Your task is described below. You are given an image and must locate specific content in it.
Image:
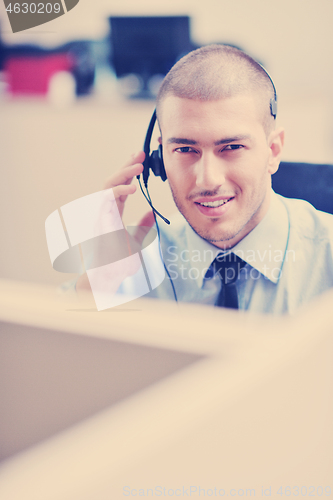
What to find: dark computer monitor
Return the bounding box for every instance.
[108,16,193,96]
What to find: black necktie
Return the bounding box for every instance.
[206,253,246,309]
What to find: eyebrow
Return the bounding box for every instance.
[167,138,197,145]
[214,135,251,145]
[166,135,251,146]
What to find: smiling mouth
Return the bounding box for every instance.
[196,197,234,208]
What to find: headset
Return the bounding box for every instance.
[137,63,278,225]
[136,108,170,224]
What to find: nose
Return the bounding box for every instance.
[195,152,226,190]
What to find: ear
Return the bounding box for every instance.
[158,136,162,145]
[267,127,284,175]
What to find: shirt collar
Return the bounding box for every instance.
[185,190,290,287]
[232,191,289,283]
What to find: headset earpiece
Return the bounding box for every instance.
[138,110,170,225]
[148,144,167,181]
[141,110,167,188]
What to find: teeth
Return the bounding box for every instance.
[199,199,231,208]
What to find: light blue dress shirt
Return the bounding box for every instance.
[122,190,333,314]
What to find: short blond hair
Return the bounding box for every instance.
[156,44,276,135]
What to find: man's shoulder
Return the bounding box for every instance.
[278,194,333,242]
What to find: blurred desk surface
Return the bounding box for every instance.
[0,280,332,500]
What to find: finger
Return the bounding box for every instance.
[100,184,138,220]
[100,185,137,215]
[104,162,143,190]
[126,150,145,166]
[112,183,137,201]
[104,151,145,189]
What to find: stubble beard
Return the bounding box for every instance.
[169,185,243,245]
[169,184,266,247]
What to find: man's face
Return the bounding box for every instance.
[159,95,284,249]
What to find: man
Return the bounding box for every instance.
[77,44,333,314]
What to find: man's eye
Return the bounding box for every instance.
[223,144,244,151]
[175,147,195,153]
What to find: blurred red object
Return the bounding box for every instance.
[4,54,73,95]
